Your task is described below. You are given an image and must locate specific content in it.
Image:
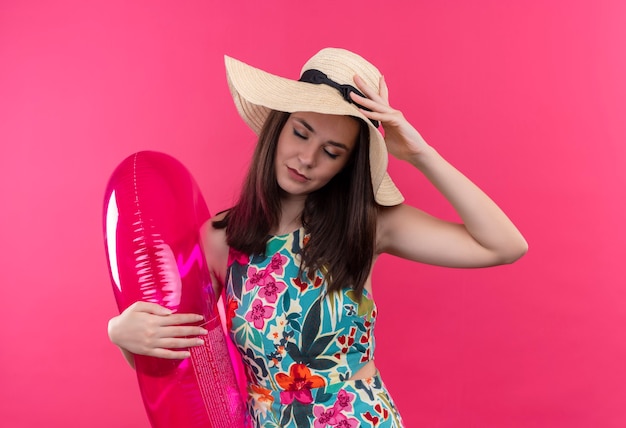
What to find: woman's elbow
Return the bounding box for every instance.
[499,237,529,264]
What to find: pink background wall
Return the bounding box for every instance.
[1,0,625,426]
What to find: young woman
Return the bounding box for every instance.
[108,48,528,427]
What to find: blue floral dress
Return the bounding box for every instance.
[225,228,403,427]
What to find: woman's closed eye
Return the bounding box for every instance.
[293,128,307,139]
[324,148,339,159]
[293,126,342,159]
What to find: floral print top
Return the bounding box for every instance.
[225,228,380,411]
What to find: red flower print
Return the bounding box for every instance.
[312,275,323,288]
[244,298,274,329]
[275,363,325,405]
[374,403,390,419]
[293,277,308,293]
[364,411,380,425]
[337,327,357,356]
[292,275,323,293]
[225,296,238,331]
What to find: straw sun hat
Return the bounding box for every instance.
[224,47,404,206]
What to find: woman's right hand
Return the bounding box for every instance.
[108,301,208,359]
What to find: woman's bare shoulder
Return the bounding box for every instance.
[200,211,229,286]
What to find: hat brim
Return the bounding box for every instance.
[225,55,404,206]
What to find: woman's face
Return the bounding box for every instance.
[274,111,359,200]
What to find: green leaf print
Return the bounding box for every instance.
[291,229,303,254]
[282,288,291,312]
[250,253,266,265]
[285,341,304,363]
[293,402,313,428]
[229,263,245,300]
[234,322,264,349]
[314,386,332,403]
[325,381,344,395]
[267,234,288,255]
[354,343,367,353]
[289,320,302,332]
[307,357,336,370]
[301,297,322,352]
[307,333,335,358]
[282,296,339,372]
[249,325,264,347]
[234,326,246,348]
[280,404,293,427]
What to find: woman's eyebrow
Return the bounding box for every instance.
[326,141,349,150]
[293,117,315,133]
[292,117,350,150]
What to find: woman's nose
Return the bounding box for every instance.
[298,144,317,167]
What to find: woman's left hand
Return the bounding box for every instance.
[351,75,428,162]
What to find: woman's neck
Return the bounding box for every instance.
[272,194,306,235]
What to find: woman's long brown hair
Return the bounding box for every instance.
[213,110,378,299]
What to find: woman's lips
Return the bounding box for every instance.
[287,167,309,183]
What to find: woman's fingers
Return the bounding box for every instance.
[350,91,378,109]
[351,93,403,126]
[125,301,205,326]
[159,325,209,339]
[350,91,394,118]
[135,329,207,359]
[379,75,389,103]
[353,75,380,100]
[158,313,205,326]
[350,77,400,125]
[353,74,389,105]
[158,336,205,349]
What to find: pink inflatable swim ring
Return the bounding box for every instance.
[103,151,248,427]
